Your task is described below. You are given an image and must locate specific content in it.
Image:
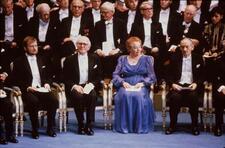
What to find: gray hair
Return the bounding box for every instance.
[76,35,91,49]
[100,1,115,13]
[36,3,50,13]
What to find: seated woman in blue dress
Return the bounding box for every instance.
[112,36,157,134]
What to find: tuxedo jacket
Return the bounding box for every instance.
[92,18,127,53]
[212,54,225,91]
[130,17,165,51]
[63,53,102,95]
[116,9,142,34]
[0,5,27,44]
[170,20,202,45]
[57,15,93,44]
[27,17,57,48]
[10,55,53,92]
[153,8,181,39]
[168,51,204,90]
[50,8,70,28]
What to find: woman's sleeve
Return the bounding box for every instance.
[142,56,157,86]
[112,56,125,88]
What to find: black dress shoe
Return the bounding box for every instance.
[32,130,39,139]
[78,127,86,135]
[165,127,175,135]
[85,128,94,136]
[6,136,18,143]
[0,138,8,145]
[214,127,222,137]
[192,127,200,136]
[47,129,57,137]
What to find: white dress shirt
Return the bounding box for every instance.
[4,13,14,41]
[159,8,170,36]
[143,18,152,48]
[92,9,101,26]
[38,19,49,42]
[179,55,193,84]
[178,0,187,13]
[210,0,219,11]
[26,5,34,21]
[127,10,136,34]
[78,53,88,84]
[59,8,69,22]
[105,18,115,49]
[70,16,81,44]
[26,54,41,87]
[194,9,201,24]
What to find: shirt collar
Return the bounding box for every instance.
[182,21,191,27]
[128,10,136,15]
[160,8,170,14]
[78,53,88,59]
[92,9,100,14]
[26,4,34,11]
[183,54,192,60]
[143,18,152,24]
[26,53,37,60]
[39,19,49,26]
[105,18,113,25]
[72,16,81,22]
[59,8,68,14]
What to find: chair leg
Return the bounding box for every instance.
[14,114,19,137]
[63,110,67,132]
[59,110,63,132]
[162,108,166,129]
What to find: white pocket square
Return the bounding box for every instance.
[93,64,97,69]
[18,24,23,27]
[42,66,46,68]
[196,64,200,68]
[1,48,5,53]
[0,66,2,70]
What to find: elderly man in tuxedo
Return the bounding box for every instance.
[10,36,58,139]
[63,36,102,136]
[93,1,127,78]
[58,0,93,57]
[27,3,57,59]
[0,58,18,145]
[165,38,204,135]
[169,5,203,55]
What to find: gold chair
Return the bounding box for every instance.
[161,81,209,131]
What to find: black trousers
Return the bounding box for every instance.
[70,88,97,128]
[22,91,58,130]
[168,89,199,128]
[214,92,225,127]
[0,97,14,138]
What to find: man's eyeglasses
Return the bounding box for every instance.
[141,7,153,11]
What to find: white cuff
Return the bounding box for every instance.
[71,84,77,91]
[217,85,225,92]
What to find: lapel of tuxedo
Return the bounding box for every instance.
[24,55,33,77]
[36,55,44,79]
[67,16,73,36]
[88,54,93,80]
[74,54,80,81]
[177,53,183,79]
[113,18,117,46]
[101,21,106,41]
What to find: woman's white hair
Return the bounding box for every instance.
[100,1,115,13]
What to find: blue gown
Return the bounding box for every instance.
[112,55,156,134]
